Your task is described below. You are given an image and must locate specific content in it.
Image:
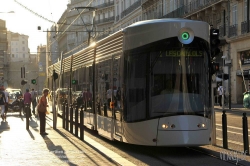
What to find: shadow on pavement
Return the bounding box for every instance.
[42,136,77,166]
[27,130,35,140]
[54,128,120,166]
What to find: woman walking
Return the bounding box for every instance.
[38,88,49,135]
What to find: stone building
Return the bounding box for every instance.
[0,19,8,87]
[48,0,250,104]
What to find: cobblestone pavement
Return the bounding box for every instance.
[0,112,127,166]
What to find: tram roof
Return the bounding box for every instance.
[123,18,210,51]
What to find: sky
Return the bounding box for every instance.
[0,0,68,53]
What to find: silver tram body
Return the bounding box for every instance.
[50,18,213,146]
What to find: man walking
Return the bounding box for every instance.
[3,87,9,121]
[30,88,37,115]
[217,83,224,107]
[0,86,6,121]
[23,89,32,117]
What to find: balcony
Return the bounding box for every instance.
[121,0,141,19]
[219,25,226,37]
[67,38,76,45]
[95,16,115,24]
[94,1,114,9]
[241,21,250,34]
[183,0,226,17]
[229,24,237,38]
[116,15,120,22]
[162,6,186,19]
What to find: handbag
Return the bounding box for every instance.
[38,98,46,113]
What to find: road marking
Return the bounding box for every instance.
[216,124,250,132]
[216,128,247,136]
[216,137,248,147]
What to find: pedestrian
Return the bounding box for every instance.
[106,87,112,108]
[23,89,32,117]
[83,88,92,108]
[0,86,6,121]
[116,87,121,108]
[38,88,49,136]
[3,87,9,121]
[217,83,223,107]
[30,88,37,115]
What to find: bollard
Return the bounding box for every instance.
[104,103,107,116]
[222,110,228,149]
[25,104,29,130]
[243,113,249,155]
[65,102,69,131]
[75,105,79,137]
[70,104,73,134]
[62,101,65,129]
[80,105,84,140]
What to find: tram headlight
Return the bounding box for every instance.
[197,123,206,128]
[178,27,194,44]
[162,124,168,129]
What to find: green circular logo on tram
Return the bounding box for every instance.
[181,32,189,40]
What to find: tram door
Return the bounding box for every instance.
[112,56,123,138]
[83,66,94,127]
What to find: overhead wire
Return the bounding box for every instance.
[13,0,124,57]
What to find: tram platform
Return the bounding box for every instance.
[0,111,135,166]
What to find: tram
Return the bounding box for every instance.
[49,18,214,146]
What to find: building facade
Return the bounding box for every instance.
[0,19,8,87]
[37,45,47,93]
[48,0,250,104]
[7,31,30,62]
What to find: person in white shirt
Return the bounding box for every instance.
[217,84,223,106]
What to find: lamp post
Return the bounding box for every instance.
[222,55,226,111]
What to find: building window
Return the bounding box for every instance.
[232,5,237,25]
[244,0,247,21]
[23,47,25,51]
[23,54,25,58]
[12,54,14,58]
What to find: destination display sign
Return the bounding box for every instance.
[165,49,203,57]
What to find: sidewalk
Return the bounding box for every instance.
[214,103,250,112]
[0,112,135,166]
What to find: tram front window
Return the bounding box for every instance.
[124,38,210,122]
[150,47,210,117]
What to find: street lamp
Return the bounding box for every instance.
[0,11,15,13]
[70,7,97,46]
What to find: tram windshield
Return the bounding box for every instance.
[124,37,210,122]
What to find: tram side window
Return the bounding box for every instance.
[125,53,146,122]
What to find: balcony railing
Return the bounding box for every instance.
[185,0,219,15]
[94,1,114,9]
[121,0,141,19]
[162,6,186,18]
[142,0,149,4]
[116,15,120,22]
[241,21,250,34]
[229,24,237,38]
[95,16,115,24]
[219,25,226,37]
